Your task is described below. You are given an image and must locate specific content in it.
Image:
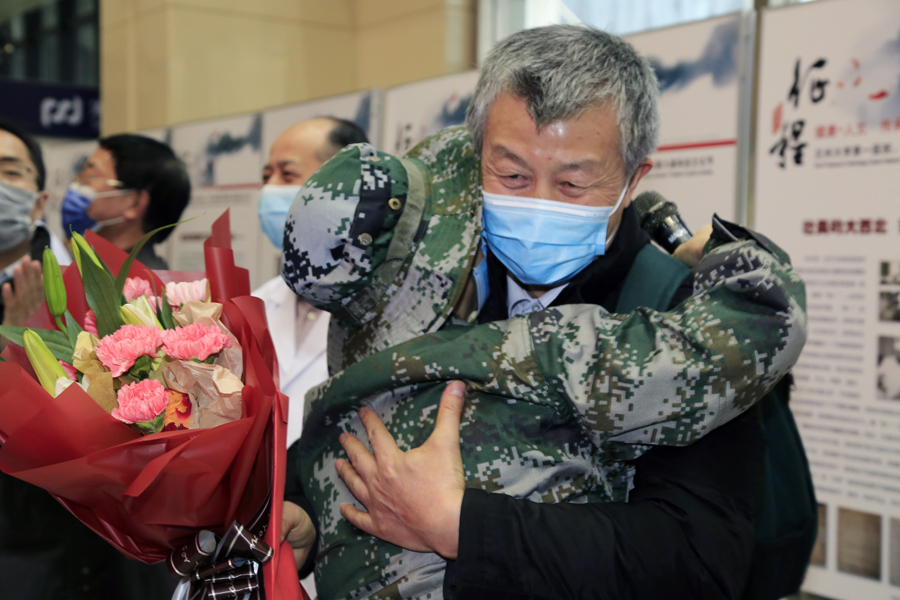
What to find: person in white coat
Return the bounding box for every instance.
[252,117,368,599]
[253,117,369,445]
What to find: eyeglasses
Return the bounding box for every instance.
[75,174,126,189]
[0,158,37,187]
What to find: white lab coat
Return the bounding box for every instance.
[252,276,330,447]
[252,276,329,600]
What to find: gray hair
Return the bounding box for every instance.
[466,25,660,176]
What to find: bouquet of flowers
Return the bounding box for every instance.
[0,212,305,600]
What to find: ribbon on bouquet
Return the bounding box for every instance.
[168,521,274,600]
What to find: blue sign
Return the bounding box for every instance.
[0,79,100,139]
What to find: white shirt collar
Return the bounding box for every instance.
[506,274,568,317]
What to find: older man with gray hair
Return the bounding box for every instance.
[281,25,811,600]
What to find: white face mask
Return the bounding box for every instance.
[0,181,38,253]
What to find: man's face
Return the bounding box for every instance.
[0,129,45,222]
[0,131,39,195]
[481,93,651,238]
[77,147,139,222]
[262,119,335,187]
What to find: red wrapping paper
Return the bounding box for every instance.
[0,211,305,600]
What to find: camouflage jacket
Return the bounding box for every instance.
[293,241,806,599]
[281,127,807,599]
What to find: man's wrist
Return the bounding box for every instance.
[429,489,463,559]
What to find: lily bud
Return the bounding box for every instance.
[120,296,162,329]
[42,247,67,317]
[70,233,102,273]
[70,235,82,274]
[23,329,69,396]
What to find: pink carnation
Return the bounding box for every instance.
[111,379,169,424]
[123,277,154,302]
[84,310,98,336]
[166,279,208,308]
[94,324,163,377]
[161,323,231,361]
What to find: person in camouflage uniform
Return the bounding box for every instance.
[281,26,807,600]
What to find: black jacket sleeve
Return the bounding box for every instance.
[444,404,764,600]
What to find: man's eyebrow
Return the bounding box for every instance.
[0,156,29,167]
[491,145,529,167]
[558,159,602,172]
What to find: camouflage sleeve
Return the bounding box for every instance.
[494,216,807,447]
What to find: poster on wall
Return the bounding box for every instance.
[625,12,748,231]
[381,70,479,155]
[168,115,265,288]
[754,1,900,598]
[138,127,172,145]
[262,89,382,155]
[259,90,382,281]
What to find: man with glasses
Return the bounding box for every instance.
[61,134,190,269]
[0,123,178,599]
[0,119,68,341]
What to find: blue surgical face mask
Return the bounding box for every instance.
[482,183,629,287]
[258,184,302,249]
[61,182,131,238]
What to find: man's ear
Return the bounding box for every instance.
[621,158,654,208]
[29,191,49,223]
[124,190,151,220]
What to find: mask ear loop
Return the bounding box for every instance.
[603,169,636,247]
[91,188,139,231]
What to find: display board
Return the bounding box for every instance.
[626,12,749,231]
[168,114,265,287]
[381,70,479,155]
[754,1,900,598]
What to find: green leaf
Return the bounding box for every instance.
[159,289,175,329]
[76,238,125,339]
[64,310,85,349]
[0,325,74,363]
[135,412,165,435]
[114,216,199,297]
[129,355,152,379]
[147,272,176,330]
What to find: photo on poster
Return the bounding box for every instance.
[881,260,900,285]
[879,291,900,322]
[877,336,900,400]
[891,517,900,586]
[837,507,881,580]
[811,503,828,567]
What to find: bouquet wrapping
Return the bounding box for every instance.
[0,212,305,600]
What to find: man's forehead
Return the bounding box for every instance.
[83,147,116,175]
[0,130,34,169]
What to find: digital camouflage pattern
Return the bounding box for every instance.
[282,127,482,376]
[283,128,808,600]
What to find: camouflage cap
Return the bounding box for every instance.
[281,126,483,372]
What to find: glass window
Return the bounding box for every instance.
[39,32,58,80]
[74,21,96,86]
[0,0,97,86]
[75,0,96,18]
[480,0,757,61]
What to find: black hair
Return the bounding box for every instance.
[317,118,369,161]
[99,134,190,243]
[0,119,46,191]
[327,118,369,149]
